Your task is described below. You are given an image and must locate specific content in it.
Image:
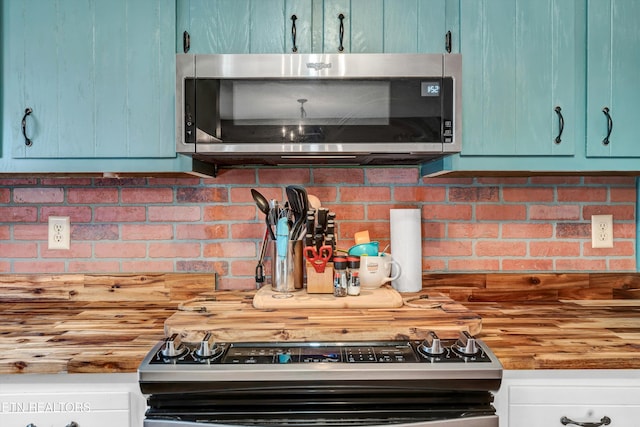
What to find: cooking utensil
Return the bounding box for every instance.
[307,194,321,210]
[286,186,303,239]
[304,244,333,273]
[251,189,275,240]
[255,227,269,288]
[348,241,380,257]
[286,185,309,240]
[276,217,290,259]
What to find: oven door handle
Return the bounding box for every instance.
[144,415,498,427]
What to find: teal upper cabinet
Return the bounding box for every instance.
[176,0,311,53]
[459,0,582,157]
[586,0,640,157]
[4,0,175,160]
[177,0,458,54]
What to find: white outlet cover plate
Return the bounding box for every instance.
[591,214,613,248]
[48,216,70,250]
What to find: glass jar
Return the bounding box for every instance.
[332,257,348,297]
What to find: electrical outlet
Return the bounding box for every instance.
[591,214,613,248]
[48,216,70,250]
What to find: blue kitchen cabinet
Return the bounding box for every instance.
[322,0,459,53]
[586,0,640,158]
[177,0,312,53]
[178,0,458,54]
[423,0,640,175]
[459,0,582,157]
[3,0,176,162]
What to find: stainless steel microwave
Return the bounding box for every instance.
[176,53,461,167]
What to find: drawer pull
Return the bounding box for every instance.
[66,422,79,427]
[561,416,611,427]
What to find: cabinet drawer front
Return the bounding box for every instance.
[510,404,640,427]
[0,391,130,427]
[1,411,129,427]
[510,385,640,405]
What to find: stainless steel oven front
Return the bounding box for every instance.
[139,334,502,427]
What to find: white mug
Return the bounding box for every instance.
[358,254,401,289]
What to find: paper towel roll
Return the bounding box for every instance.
[390,209,422,293]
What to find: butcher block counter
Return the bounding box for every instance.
[1,273,639,374]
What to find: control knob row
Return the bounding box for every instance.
[418,331,481,357]
[161,332,223,360]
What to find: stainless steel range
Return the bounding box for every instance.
[138,331,502,427]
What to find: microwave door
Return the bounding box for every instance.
[188,78,222,146]
[221,80,391,144]
[216,78,445,146]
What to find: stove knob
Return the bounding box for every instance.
[419,331,445,356]
[455,331,479,356]
[161,333,183,357]
[196,332,214,358]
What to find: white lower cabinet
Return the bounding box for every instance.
[0,374,145,427]
[494,370,640,427]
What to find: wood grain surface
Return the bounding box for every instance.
[421,272,640,301]
[1,273,639,374]
[468,299,640,369]
[0,273,215,374]
[252,285,404,309]
[166,290,480,343]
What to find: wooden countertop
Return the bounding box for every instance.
[0,301,173,374]
[466,299,640,370]
[0,273,215,374]
[1,273,639,374]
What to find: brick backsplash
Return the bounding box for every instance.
[0,170,637,289]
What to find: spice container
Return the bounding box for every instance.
[332,257,348,297]
[347,256,361,296]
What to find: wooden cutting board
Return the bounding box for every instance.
[164,290,482,343]
[252,285,404,309]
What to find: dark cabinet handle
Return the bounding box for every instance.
[21,107,33,147]
[602,107,612,145]
[561,416,611,427]
[554,106,564,144]
[291,15,298,52]
[183,30,190,53]
[445,30,452,53]
[338,13,345,52]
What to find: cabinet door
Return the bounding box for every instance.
[460,0,580,156]
[587,0,640,157]
[178,0,313,54]
[5,0,175,159]
[179,0,457,54]
[325,0,458,53]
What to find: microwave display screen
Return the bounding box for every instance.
[421,82,440,96]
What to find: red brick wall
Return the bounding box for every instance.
[0,170,636,289]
